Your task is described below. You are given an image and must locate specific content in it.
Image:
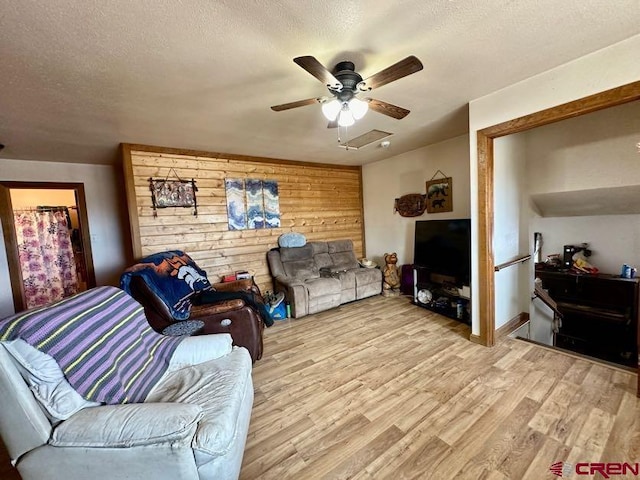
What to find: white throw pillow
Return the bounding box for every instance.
[167,334,233,372]
[3,339,101,421]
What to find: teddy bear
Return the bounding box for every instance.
[382,252,401,295]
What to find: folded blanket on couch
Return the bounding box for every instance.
[0,286,182,404]
[120,250,213,320]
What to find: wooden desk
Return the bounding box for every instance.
[535,269,639,369]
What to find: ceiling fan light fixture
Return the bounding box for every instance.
[349,97,368,120]
[321,99,341,121]
[338,108,355,127]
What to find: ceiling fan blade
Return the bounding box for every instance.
[359,56,423,91]
[367,98,410,119]
[293,56,343,90]
[327,119,338,129]
[271,98,320,111]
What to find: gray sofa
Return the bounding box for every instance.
[267,239,382,318]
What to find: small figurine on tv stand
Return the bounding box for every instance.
[382,252,401,297]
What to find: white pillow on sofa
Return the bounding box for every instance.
[3,339,101,421]
[167,334,233,373]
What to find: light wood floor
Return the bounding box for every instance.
[2,295,638,480]
[240,295,640,480]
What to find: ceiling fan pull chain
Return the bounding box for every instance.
[336,125,352,150]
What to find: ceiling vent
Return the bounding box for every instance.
[338,129,393,150]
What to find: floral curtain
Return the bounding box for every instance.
[14,210,78,309]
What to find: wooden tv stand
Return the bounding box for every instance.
[413,265,470,324]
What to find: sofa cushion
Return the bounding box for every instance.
[146,347,252,457]
[314,252,333,269]
[354,268,382,300]
[354,267,382,286]
[3,339,101,421]
[50,402,202,448]
[299,275,342,315]
[279,243,313,262]
[281,244,320,279]
[304,277,341,300]
[327,239,359,269]
[166,334,233,373]
[309,242,329,255]
[334,270,356,303]
[330,250,359,270]
[283,259,320,280]
[328,239,354,254]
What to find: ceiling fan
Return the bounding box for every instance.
[271,55,423,127]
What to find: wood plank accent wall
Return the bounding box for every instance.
[121,144,365,293]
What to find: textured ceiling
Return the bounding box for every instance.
[1,0,639,166]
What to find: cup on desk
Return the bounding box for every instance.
[621,264,636,278]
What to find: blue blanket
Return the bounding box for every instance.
[120,250,212,320]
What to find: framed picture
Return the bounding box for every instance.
[426,177,453,213]
[225,178,247,230]
[224,178,280,230]
[149,178,198,217]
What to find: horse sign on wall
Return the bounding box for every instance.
[426,174,453,213]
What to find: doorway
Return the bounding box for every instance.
[0,181,96,312]
[475,79,640,347]
[475,80,640,396]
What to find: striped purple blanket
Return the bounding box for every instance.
[0,286,182,404]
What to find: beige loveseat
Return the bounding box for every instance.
[267,239,382,318]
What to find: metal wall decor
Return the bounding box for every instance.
[149,168,198,217]
[394,193,427,217]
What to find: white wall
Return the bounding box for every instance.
[531,215,640,275]
[468,33,640,336]
[362,134,470,267]
[526,101,640,194]
[0,159,130,317]
[520,95,640,343]
[525,99,640,275]
[493,133,530,328]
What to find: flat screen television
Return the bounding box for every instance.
[414,219,471,286]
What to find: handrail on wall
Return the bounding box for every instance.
[494,254,531,272]
[531,284,563,319]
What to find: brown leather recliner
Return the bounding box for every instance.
[128,277,265,362]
